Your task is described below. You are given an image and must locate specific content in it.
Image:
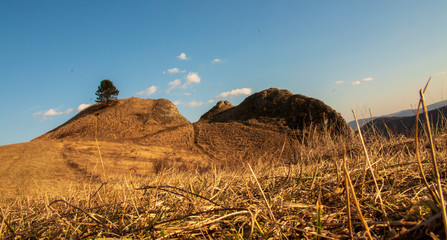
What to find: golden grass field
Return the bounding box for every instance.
[0,89,446,239]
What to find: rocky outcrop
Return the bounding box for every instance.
[200,88,351,136]
[200,100,233,121]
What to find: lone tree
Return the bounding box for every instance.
[95,79,119,103]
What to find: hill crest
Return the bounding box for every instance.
[200,88,352,136]
[35,97,189,141]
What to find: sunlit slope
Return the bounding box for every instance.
[0,141,77,200]
[0,89,353,200]
[0,138,209,201]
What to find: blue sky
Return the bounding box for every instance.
[1,1,446,145]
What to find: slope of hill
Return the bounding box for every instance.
[0,89,352,200]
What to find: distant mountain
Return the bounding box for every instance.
[360,105,447,137]
[348,100,447,131]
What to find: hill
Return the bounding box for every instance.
[195,88,352,161]
[348,99,447,130]
[361,105,447,137]
[0,89,351,200]
[2,90,446,239]
[35,97,190,141]
[201,88,351,136]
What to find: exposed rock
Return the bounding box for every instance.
[200,88,351,136]
[200,100,234,121]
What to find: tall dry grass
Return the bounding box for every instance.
[1,88,447,239]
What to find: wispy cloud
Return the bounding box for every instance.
[212,58,222,63]
[335,81,344,85]
[177,52,190,60]
[186,100,204,107]
[218,88,252,98]
[352,77,374,86]
[167,79,182,92]
[166,67,186,74]
[77,103,91,112]
[44,108,74,116]
[137,85,158,96]
[207,99,215,104]
[173,101,182,106]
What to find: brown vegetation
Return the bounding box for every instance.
[1,124,446,239]
[0,88,445,238]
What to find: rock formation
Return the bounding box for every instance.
[200,88,351,137]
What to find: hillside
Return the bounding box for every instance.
[1,89,352,200]
[2,89,446,239]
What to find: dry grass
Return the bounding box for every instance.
[1,125,446,239]
[2,83,447,239]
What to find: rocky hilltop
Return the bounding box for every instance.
[35,97,190,141]
[193,88,352,162]
[200,88,351,136]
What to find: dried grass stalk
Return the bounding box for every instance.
[419,88,447,238]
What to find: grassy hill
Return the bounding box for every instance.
[0,89,445,239]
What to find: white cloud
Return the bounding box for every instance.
[137,85,158,96]
[173,101,182,106]
[77,104,91,112]
[44,108,74,116]
[167,79,182,93]
[177,52,190,60]
[218,88,252,98]
[186,100,204,107]
[168,79,181,88]
[207,99,215,104]
[352,81,362,86]
[181,72,201,88]
[166,67,186,74]
[212,58,222,63]
[335,81,345,85]
[362,77,374,82]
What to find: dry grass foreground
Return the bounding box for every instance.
[1,125,447,239]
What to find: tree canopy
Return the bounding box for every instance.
[95,79,119,103]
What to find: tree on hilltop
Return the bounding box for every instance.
[95,79,119,103]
